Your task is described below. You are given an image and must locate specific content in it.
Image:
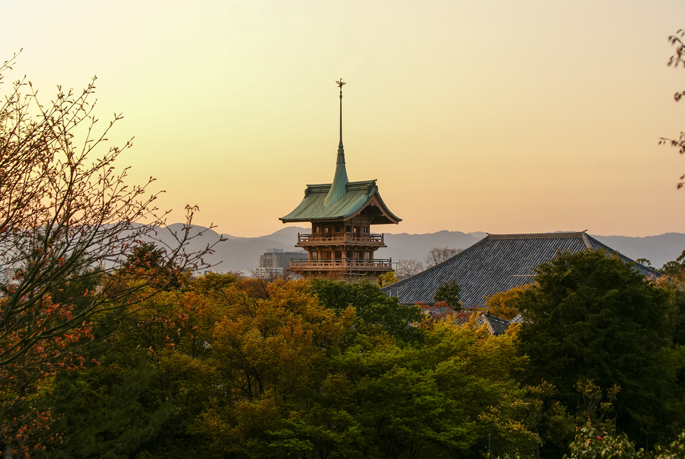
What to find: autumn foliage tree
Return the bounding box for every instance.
[486,285,529,320]
[0,53,216,454]
[33,275,544,458]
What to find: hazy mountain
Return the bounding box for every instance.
[149,225,307,273]
[383,231,485,263]
[149,225,685,274]
[590,233,685,269]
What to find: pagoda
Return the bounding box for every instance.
[279,80,401,280]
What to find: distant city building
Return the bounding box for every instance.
[279,80,401,280]
[255,248,307,279]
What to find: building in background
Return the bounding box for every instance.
[279,80,401,280]
[382,232,661,308]
[254,248,307,279]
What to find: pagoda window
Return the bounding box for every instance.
[335,251,342,260]
[353,227,359,237]
[335,225,342,233]
[363,226,369,233]
[311,251,318,260]
[314,226,320,233]
[324,227,330,237]
[345,225,351,233]
[364,252,370,259]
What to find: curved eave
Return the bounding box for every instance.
[279,180,401,224]
[344,190,401,224]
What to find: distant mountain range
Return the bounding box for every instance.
[154,225,685,274]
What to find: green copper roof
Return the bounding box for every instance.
[324,146,348,206]
[280,180,401,224]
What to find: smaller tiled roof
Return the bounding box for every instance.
[280,180,401,224]
[419,305,514,336]
[418,303,458,320]
[480,313,512,336]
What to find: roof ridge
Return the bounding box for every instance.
[305,179,377,188]
[488,232,587,240]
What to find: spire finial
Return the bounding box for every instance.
[336,79,345,152]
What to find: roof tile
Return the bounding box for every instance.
[382,232,660,308]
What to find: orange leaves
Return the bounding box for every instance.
[485,285,529,321]
[210,279,352,402]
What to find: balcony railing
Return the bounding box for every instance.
[296,233,384,246]
[289,258,392,271]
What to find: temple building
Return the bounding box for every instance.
[381,232,661,308]
[280,80,401,280]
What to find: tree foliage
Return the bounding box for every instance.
[433,280,462,310]
[661,249,685,281]
[33,276,540,459]
[517,250,685,446]
[0,54,217,454]
[311,279,425,343]
[486,285,529,320]
[565,423,685,459]
[659,29,685,188]
[376,271,398,287]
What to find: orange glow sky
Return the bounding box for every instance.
[3,0,685,237]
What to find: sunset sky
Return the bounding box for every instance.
[2,0,685,237]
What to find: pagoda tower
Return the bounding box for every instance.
[279,80,401,280]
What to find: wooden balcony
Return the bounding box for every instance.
[289,258,393,272]
[296,233,385,248]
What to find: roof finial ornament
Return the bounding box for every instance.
[336,78,346,154]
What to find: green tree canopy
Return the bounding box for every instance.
[517,249,684,446]
[433,280,462,310]
[37,276,541,459]
[311,279,425,343]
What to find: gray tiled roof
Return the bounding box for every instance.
[382,232,660,309]
[480,313,512,336]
